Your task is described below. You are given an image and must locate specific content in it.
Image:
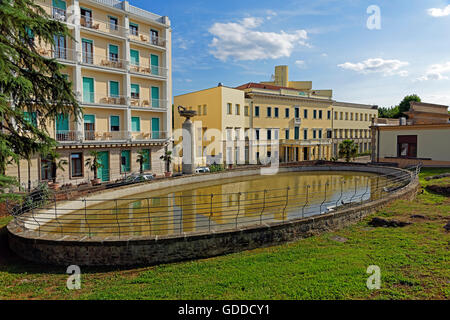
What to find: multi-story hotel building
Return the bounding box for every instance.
[173,66,377,170]
[6,0,172,187]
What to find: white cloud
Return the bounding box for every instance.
[427,5,450,17]
[266,10,277,20]
[295,60,306,68]
[208,17,309,61]
[338,58,409,77]
[416,62,450,81]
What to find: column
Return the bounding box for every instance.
[72,0,83,141]
[162,17,172,142]
[124,14,131,141]
[182,119,195,174]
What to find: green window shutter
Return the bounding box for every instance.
[82,77,94,103]
[131,84,140,95]
[142,149,151,171]
[121,150,131,173]
[109,44,118,55]
[151,86,159,108]
[53,0,67,10]
[110,116,119,127]
[131,117,140,132]
[24,112,37,127]
[129,22,138,28]
[130,49,139,66]
[82,38,93,44]
[150,54,159,75]
[56,114,69,131]
[109,81,119,97]
[84,114,95,124]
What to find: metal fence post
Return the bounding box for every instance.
[361,178,370,204]
[349,178,358,205]
[209,194,214,232]
[54,196,62,234]
[115,199,120,238]
[235,192,241,229]
[320,182,328,213]
[302,185,310,219]
[147,198,151,236]
[336,179,344,207]
[260,190,267,225]
[32,206,40,236]
[84,199,91,238]
[282,187,290,221]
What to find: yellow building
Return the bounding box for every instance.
[6,0,172,188]
[173,66,377,170]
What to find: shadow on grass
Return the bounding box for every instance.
[0,222,159,276]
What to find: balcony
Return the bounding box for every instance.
[129,31,166,49]
[38,47,77,63]
[130,98,167,109]
[52,7,67,22]
[56,130,168,144]
[294,118,301,125]
[129,63,167,78]
[82,93,127,106]
[80,15,126,37]
[81,52,127,71]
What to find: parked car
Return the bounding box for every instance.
[195,167,210,173]
[106,173,154,189]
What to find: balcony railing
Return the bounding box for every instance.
[129,31,166,48]
[130,98,167,109]
[132,131,168,141]
[38,47,77,63]
[80,14,126,37]
[81,52,127,70]
[129,63,167,77]
[82,93,127,106]
[56,130,168,143]
[52,7,67,22]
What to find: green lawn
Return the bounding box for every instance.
[0,168,448,300]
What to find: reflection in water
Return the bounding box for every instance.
[42,171,391,237]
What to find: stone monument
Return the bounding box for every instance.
[178,106,197,174]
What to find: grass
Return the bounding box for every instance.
[0,168,448,300]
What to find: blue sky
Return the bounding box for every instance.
[131,0,450,108]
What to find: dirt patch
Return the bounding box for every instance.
[368,217,412,228]
[426,185,450,196]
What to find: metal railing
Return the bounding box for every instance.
[38,47,77,62]
[129,31,166,48]
[81,52,127,70]
[81,93,127,106]
[129,63,167,77]
[80,14,127,37]
[130,98,167,109]
[11,166,420,238]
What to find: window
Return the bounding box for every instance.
[274,107,279,118]
[295,107,300,118]
[131,84,139,99]
[254,106,260,117]
[319,110,323,119]
[327,130,332,139]
[82,38,93,64]
[80,8,92,27]
[197,105,202,116]
[304,109,308,119]
[244,106,249,116]
[350,113,353,121]
[236,104,240,115]
[313,129,317,139]
[255,129,260,140]
[340,112,343,120]
[227,103,232,115]
[327,111,331,120]
[285,108,290,118]
[24,111,37,127]
[150,29,159,45]
[142,149,151,171]
[121,150,131,173]
[294,127,300,140]
[365,114,368,121]
[109,16,118,31]
[355,113,359,121]
[345,112,348,120]
[130,49,139,66]
[53,34,66,59]
[303,129,308,140]
[110,115,120,132]
[267,129,272,140]
[285,129,290,140]
[129,22,138,36]
[318,130,322,139]
[108,44,118,62]
[109,81,119,98]
[313,110,317,119]
[203,105,207,115]
[334,111,338,120]
[267,107,272,117]
[70,153,83,178]
[131,117,140,132]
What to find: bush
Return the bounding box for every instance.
[209,164,224,173]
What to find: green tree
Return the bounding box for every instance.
[398,94,421,117]
[338,140,358,163]
[160,150,173,173]
[0,0,81,199]
[85,151,104,181]
[136,150,149,175]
